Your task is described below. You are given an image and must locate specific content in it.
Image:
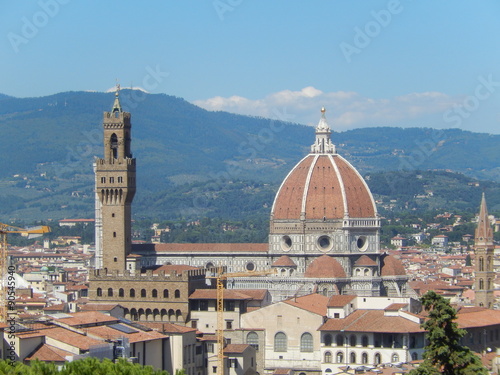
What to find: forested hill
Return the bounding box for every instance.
[0,90,499,221]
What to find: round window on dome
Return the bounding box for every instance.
[246,262,255,271]
[281,235,292,251]
[317,235,332,251]
[357,236,368,252]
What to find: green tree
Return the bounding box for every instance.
[409,291,487,375]
[0,357,169,375]
[465,253,472,267]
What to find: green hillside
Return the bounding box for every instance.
[0,90,499,222]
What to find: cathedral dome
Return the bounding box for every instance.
[380,254,406,276]
[304,255,346,278]
[271,109,376,221]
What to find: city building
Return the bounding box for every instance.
[90,94,412,313]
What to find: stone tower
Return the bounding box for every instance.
[474,193,495,308]
[95,87,136,272]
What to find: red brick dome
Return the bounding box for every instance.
[304,255,346,278]
[380,254,406,276]
[271,154,376,220]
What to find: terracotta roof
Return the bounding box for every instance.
[42,327,103,350]
[380,254,406,276]
[271,154,376,220]
[43,304,66,311]
[85,325,166,344]
[354,255,377,266]
[79,304,121,312]
[273,369,292,375]
[327,295,356,308]
[134,243,268,253]
[456,307,500,329]
[304,255,346,278]
[57,311,119,327]
[25,343,74,362]
[319,310,425,333]
[385,303,408,311]
[283,293,329,316]
[272,255,297,267]
[224,344,251,354]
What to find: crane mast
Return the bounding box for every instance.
[212,267,274,375]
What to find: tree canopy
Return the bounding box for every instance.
[0,357,169,375]
[409,291,487,375]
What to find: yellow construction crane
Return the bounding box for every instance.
[0,223,51,322]
[212,267,275,375]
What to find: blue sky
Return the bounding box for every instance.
[2,1,500,133]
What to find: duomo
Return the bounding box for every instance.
[89,89,414,323]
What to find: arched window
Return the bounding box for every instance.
[361,352,368,364]
[350,352,356,364]
[130,288,135,297]
[324,334,333,347]
[392,353,399,363]
[118,288,124,297]
[110,133,118,159]
[96,288,102,297]
[152,289,158,298]
[487,256,492,270]
[336,352,344,363]
[361,335,369,347]
[479,278,484,289]
[107,288,113,297]
[479,257,484,271]
[163,289,169,298]
[175,289,181,298]
[300,332,313,352]
[274,332,287,352]
[374,353,381,365]
[141,289,146,297]
[488,278,492,289]
[246,332,259,350]
[324,351,332,363]
[349,334,357,346]
[336,334,344,346]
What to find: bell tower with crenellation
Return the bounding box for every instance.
[95,86,136,272]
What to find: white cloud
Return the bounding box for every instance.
[193,87,460,131]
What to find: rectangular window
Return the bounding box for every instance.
[334,313,340,318]
[226,301,235,311]
[226,320,233,330]
[207,343,214,353]
[212,367,217,373]
[101,177,106,183]
[200,300,208,311]
[118,176,123,183]
[110,177,114,183]
[191,320,198,329]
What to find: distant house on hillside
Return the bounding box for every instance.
[391,236,408,248]
[432,234,448,248]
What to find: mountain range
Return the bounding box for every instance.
[0,90,499,222]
